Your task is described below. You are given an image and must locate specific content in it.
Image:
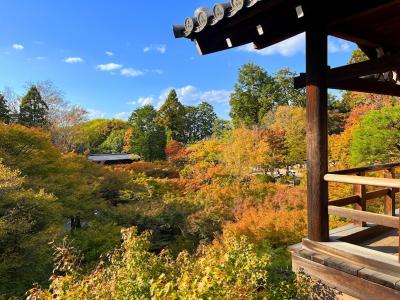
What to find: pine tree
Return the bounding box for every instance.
[19,86,49,127]
[0,94,10,124]
[156,89,186,142]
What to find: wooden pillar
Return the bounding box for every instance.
[384,168,396,216]
[306,26,329,242]
[353,171,367,227]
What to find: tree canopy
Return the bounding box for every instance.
[129,105,166,161]
[0,94,10,124]
[19,86,49,128]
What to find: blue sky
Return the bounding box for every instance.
[0,1,356,120]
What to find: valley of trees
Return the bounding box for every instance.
[1,49,399,299]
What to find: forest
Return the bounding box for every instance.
[1,49,399,299]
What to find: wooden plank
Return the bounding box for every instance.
[328,206,398,229]
[330,195,359,206]
[334,225,394,245]
[354,171,367,227]
[295,52,400,89]
[385,168,396,216]
[302,239,400,277]
[324,174,400,189]
[305,25,329,242]
[329,78,400,97]
[292,254,400,300]
[295,76,400,96]
[327,52,400,83]
[366,188,391,200]
[329,162,400,175]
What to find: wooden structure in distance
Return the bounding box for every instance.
[174,1,400,298]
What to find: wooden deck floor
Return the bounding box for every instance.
[290,224,400,299]
[358,229,399,256]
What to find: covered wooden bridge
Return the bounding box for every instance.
[173,0,400,298]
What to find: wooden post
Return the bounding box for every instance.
[353,171,367,227]
[384,168,396,216]
[306,25,329,242]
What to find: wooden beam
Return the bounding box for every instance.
[328,53,400,83]
[330,195,360,207]
[324,174,400,189]
[295,70,400,97]
[329,78,400,97]
[306,25,329,242]
[365,188,392,200]
[384,168,397,216]
[329,162,400,175]
[328,206,399,228]
[353,172,367,227]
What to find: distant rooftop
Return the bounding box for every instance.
[88,153,137,164]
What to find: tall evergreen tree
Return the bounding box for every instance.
[0,94,10,124]
[19,86,49,127]
[129,105,166,161]
[156,89,186,142]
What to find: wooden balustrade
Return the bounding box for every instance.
[324,163,400,262]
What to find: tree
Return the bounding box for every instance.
[19,86,49,127]
[230,63,275,128]
[351,106,400,164]
[271,106,306,167]
[97,129,125,153]
[184,102,218,143]
[50,105,88,153]
[156,89,186,142]
[0,93,10,123]
[73,119,127,153]
[212,119,231,138]
[271,68,306,107]
[129,105,166,161]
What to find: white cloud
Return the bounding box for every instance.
[131,86,231,110]
[129,96,155,106]
[64,57,84,63]
[328,38,351,53]
[114,111,130,120]
[143,44,167,54]
[35,56,46,60]
[239,34,353,57]
[105,51,114,56]
[96,63,123,71]
[12,44,24,50]
[87,109,106,119]
[121,68,144,77]
[239,33,305,57]
[145,69,164,75]
[159,85,231,106]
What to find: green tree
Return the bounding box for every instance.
[97,129,125,153]
[271,68,306,107]
[351,106,400,164]
[73,119,127,154]
[0,94,10,123]
[212,119,231,137]
[184,102,218,143]
[19,86,49,127]
[229,63,275,128]
[129,105,166,161]
[156,89,186,142]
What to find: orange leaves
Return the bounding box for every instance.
[226,186,307,247]
[165,140,185,162]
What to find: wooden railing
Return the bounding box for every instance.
[324,163,400,261]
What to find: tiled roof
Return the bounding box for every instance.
[173,0,263,38]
